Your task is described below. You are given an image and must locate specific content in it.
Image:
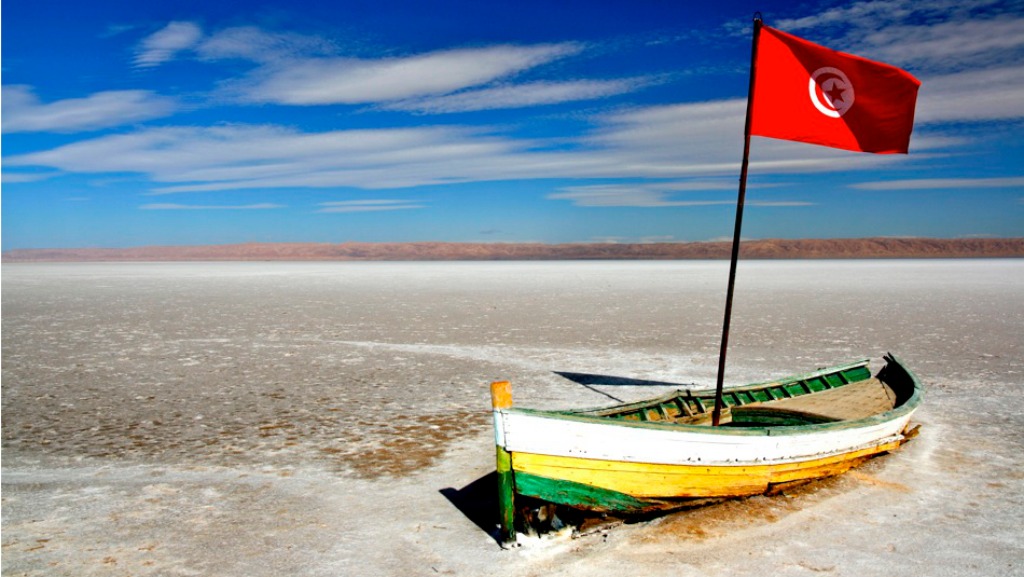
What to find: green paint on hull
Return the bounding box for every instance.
[495,446,516,545]
[514,471,677,514]
[727,407,839,426]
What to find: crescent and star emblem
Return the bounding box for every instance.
[809,67,854,118]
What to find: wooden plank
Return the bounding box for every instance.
[513,471,665,514]
[498,409,914,466]
[490,381,516,546]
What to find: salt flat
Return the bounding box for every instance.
[3,260,1022,576]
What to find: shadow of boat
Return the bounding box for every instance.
[554,371,700,403]
[439,472,501,543]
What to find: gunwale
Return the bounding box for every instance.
[563,358,876,418]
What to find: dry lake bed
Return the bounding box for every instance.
[3,260,1022,576]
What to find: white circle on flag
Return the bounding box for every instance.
[809,67,854,118]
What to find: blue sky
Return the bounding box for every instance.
[3,0,1023,249]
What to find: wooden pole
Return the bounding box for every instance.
[713,16,762,427]
[490,380,517,546]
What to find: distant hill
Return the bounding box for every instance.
[3,238,1023,262]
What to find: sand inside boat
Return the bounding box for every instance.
[733,377,898,422]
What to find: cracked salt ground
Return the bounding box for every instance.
[3,260,1022,576]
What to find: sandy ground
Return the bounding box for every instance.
[3,260,1022,576]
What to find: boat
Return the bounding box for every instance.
[489,353,922,543]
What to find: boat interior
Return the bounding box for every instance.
[569,355,918,427]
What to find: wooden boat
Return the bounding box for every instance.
[490,353,922,542]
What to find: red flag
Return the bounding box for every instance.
[750,25,921,154]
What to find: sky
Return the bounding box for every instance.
[2,0,1023,249]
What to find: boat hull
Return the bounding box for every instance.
[491,354,922,520]
[511,437,902,513]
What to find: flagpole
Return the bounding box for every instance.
[712,15,762,427]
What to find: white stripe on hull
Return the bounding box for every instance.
[496,410,915,467]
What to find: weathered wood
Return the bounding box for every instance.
[490,354,923,519]
[490,380,512,411]
[749,378,896,420]
[510,437,903,509]
[490,381,516,546]
[495,445,516,546]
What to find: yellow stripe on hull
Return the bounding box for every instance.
[512,440,902,499]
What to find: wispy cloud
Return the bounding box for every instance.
[134,21,203,68]
[777,0,973,33]
[851,176,1024,190]
[135,22,337,67]
[382,78,648,113]
[133,22,612,110]
[4,96,913,194]
[915,66,1024,124]
[7,124,537,191]
[549,181,735,207]
[1,171,57,183]
[196,26,337,63]
[317,200,425,212]
[1,86,178,133]
[751,201,816,207]
[548,182,813,208]
[231,43,583,105]
[860,18,1024,69]
[139,203,284,210]
[776,1,1024,73]
[101,24,137,39]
